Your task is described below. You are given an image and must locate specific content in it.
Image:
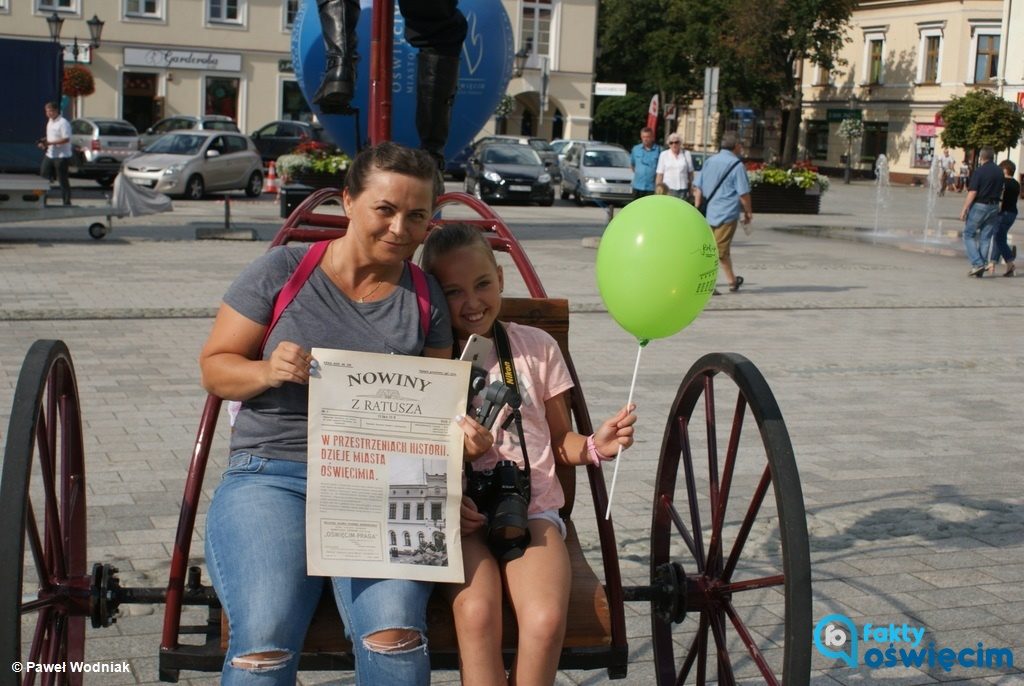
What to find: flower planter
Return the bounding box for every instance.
[749,185,821,214]
[288,169,346,190]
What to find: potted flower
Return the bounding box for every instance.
[276,140,351,189]
[745,161,829,214]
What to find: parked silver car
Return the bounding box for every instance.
[69,117,140,188]
[138,115,239,149]
[122,130,263,199]
[559,141,633,206]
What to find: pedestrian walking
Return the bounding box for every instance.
[692,132,751,295]
[38,101,72,206]
[988,160,1019,277]
[959,147,1003,277]
[629,126,661,199]
[655,133,694,201]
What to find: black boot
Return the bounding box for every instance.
[313,0,359,115]
[416,52,460,169]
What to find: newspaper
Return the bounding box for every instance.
[306,348,469,583]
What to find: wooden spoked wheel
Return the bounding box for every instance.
[650,353,811,685]
[0,340,89,686]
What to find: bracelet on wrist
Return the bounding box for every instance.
[586,434,612,467]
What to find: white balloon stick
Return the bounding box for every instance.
[604,342,644,521]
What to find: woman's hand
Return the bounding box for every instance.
[592,403,638,460]
[455,413,494,460]
[460,497,488,536]
[264,341,316,388]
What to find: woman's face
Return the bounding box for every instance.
[342,169,435,265]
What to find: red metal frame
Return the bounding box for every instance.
[368,0,394,146]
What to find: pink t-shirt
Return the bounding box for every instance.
[469,322,574,514]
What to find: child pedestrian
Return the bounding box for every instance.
[421,223,637,686]
[655,181,671,196]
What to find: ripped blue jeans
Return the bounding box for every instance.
[206,453,433,685]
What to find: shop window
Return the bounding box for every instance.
[281,80,312,122]
[208,0,242,24]
[205,77,239,119]
[804,120,828,160]
[913,136,935,168]
[861,122,888,165]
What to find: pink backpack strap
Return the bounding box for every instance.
[258,240,331,355]
[407,260,431,339]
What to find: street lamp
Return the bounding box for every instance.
[513,48,529,78]
[46,12,104,63]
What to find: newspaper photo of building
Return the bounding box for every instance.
[387,457,449,567]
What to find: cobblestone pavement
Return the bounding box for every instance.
[1,181,1021,685]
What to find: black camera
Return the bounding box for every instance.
[465,378,531,560]
[466,459,531,561]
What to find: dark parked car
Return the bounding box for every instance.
[464,143,554,206]
[474,135,561,185]
[444,144,474,181]
[250,120,334,163]
[68,117,140,188]
[139,115,239,149]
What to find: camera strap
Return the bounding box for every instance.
[491,321,531,477]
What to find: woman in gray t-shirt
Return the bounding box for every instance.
[199,142,458,685]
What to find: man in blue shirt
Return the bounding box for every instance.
[630,127,661,198]
[693,132,752,294]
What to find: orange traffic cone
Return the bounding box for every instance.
[263,161,279,194]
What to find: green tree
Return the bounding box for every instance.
[939,89,1024,154]
[596,0,855,161]
[592,92,649,148]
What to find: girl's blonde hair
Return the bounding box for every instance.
[421,222,497,273]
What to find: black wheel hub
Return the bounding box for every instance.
[652,561,688,624]
[90,563,122,628]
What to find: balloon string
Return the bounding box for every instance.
[604,342,644,521]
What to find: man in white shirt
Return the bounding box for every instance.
[655,133,694,201]
[38,101,72,206]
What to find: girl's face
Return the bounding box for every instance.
[342,169,434,265]
[432,245,504,339]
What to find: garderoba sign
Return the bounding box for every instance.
[123,47,241,72]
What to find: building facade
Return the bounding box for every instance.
[2,0,595,142]
[388,472,447,558]
[798,0,1009,184]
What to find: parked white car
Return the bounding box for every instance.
[559,141,633,206]
[122,130,263,200]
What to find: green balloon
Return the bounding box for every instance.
[595,195,718,342]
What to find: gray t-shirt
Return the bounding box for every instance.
[224,244,453,462]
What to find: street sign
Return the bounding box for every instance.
[594,82,627,97]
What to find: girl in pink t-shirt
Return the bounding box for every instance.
[421,223,636,685]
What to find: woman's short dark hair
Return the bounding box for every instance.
[345,141,444,202]
[420,222,496,274]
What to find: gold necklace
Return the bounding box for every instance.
[327,241,386,303]
[356,279,384,303]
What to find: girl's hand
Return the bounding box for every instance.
[264,341,316,388]
[592,403,638,459]
[460,496,488,535]
[455,413,494,460]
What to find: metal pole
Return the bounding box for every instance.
[368,0,395,146]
